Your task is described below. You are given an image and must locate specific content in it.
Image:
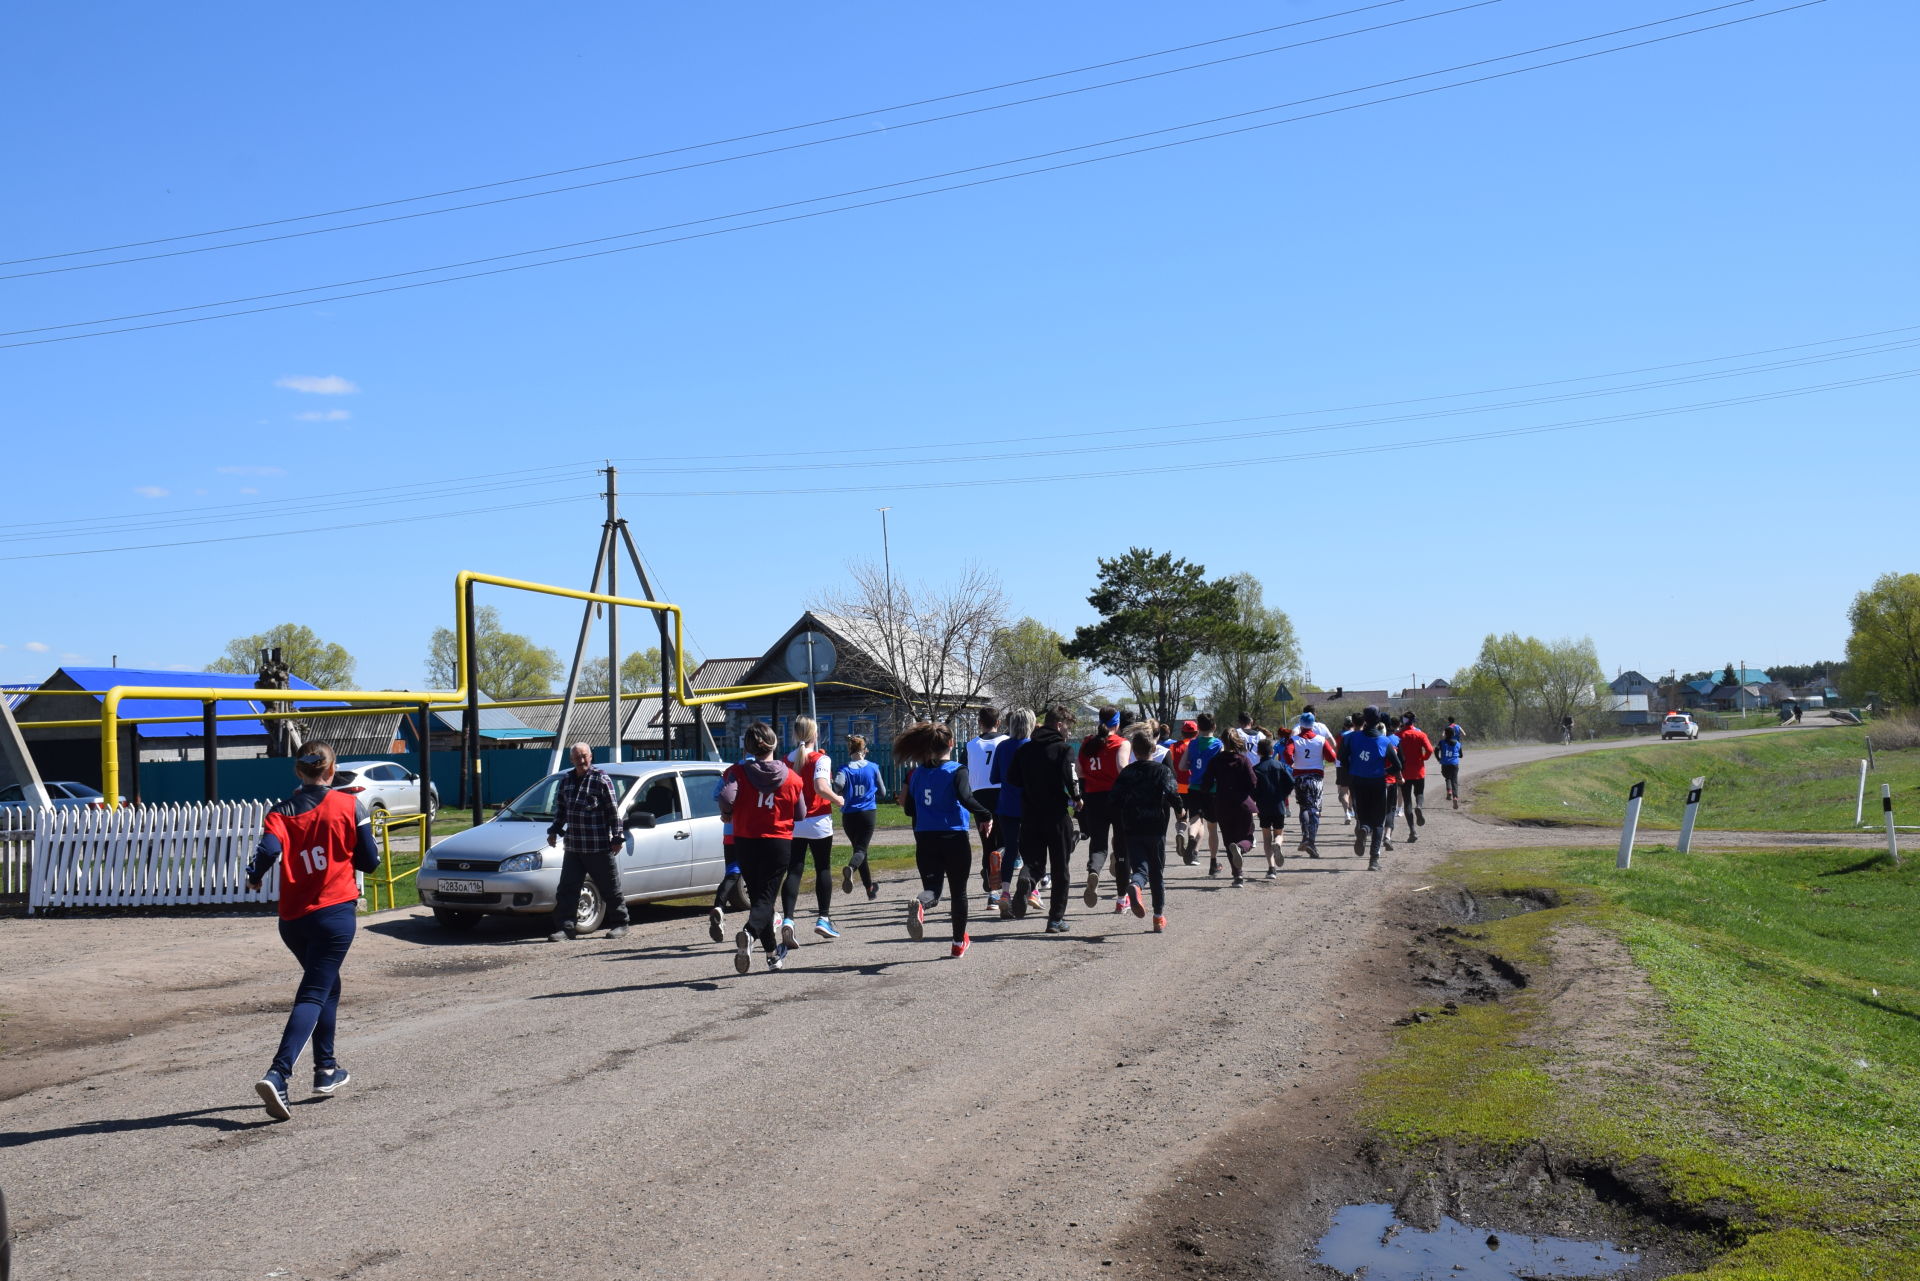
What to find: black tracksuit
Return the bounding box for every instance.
[1008,726,1079,923]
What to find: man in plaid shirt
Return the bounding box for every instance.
[546,742,630,942]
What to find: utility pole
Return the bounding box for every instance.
[605,465,621,764]
[878,506,897,728]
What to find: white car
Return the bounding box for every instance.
[415,760,727,933]
[1660,714,1700,741]
[0,781,121,811]
[332,760,439,821]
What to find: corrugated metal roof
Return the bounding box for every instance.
[16,667,342,738]
[517,694,661,741]
[658,657,758,726]
[431,695,540,738]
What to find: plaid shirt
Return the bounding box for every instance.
[547,766,622,854]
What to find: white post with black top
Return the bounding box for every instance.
[1676,776,1705,854]
[1617,780,1646,870]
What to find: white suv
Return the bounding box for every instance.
[1661,714,1700,741]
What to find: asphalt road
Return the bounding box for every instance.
[0,724,1836,1280]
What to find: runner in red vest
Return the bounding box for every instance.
[1075,708,1132,907]
[779,716,845,944]
[1167,721,1199,864]
[244,742,381,1121]
[719,721,809,974]
[1394,712,1434,843]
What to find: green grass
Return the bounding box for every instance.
[1476,727,1918,830]
[1362,842,1920,1277]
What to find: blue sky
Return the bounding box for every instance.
[1,0,1912,694]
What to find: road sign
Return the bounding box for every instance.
[784,632,838,683]
[1273,683,1294,703]
[725,702,748,711]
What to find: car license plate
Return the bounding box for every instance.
[439,878,483,893]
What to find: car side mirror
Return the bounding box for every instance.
[406,772,418,782]
[626,811,656,830]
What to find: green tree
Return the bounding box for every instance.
[207,623,355,689]
[1453,633,1605,740]
[1723,662,1739,688]
[1844,572,1920,708]
[1063,549,1268,725]
[986,617,1099,715]
[425,604,561,700]
[579,649,662,696]
[1201,573,1302,725]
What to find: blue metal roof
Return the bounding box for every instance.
[48,667,343,738]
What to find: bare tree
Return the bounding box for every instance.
[815,562,1008,725]
[986,618,1101,716]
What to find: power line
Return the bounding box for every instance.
[1,1,1503,281]
[0,364,1901,561]
[2,0,1820,351]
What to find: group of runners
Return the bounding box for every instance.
[704,702,1467,973]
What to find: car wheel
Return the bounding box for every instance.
[369,802,390,824]
[572,880,607,935]
[432,908,482,932]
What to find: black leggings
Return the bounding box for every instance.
[1123,829,1166,915]
[781,835,833,919]
[1018,812,1074,923]
[733,837,791,950]
[842,810,877,889]
[913,830,973,942]
[1350,777,1389,830]
[1441,763,1460,795]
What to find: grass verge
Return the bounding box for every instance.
[1362,842,1919,1278]
[1476,727,1918,830]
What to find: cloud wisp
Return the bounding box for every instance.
[133,485,170,498]
[275,374,358,395]
[293,409,350,422]
[24,641,50,653]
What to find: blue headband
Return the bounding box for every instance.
[297,752,327,765]
[1102,711,1121,729]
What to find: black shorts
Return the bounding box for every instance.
[1188,794,1215,824]
[1335,766,1350,786]
[1257,804,1286,830]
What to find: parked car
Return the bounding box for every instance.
[332,760,438,821]
[415,760,727,933]
[1661,713,1700,741]
[0,781,122,811]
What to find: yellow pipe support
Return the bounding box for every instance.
[454,571,690,701]
[27,704,426,731]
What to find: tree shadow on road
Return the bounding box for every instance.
[0,1104,274,1149]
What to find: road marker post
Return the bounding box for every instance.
[1617,781,1646,870]
[1867,735,1877,770]
[1677,776,1706,854]
[1883,785,1901,866]
[1856,759,1870,827]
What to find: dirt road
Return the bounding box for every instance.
[0,726,1862,1280]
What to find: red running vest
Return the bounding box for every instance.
[1077,733,1125,794]
[727,762,807,839]
[262,790,364,921]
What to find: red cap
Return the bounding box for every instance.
[1181,720,1198,736]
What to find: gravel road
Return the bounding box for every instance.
[0,724,1863,1280]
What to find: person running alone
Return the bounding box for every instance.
[545,741,630,943]
[1341,707,1403,871]
[965,709,1010,912]
[1111,728,1178,931]
[1075,707,1132,908]
[1281,713,1337,858]
[1395,712,1433,843]
[1008,705,1079,932]
[835,735,885,902]
[779,717,845,943]
[988,708,1033,919]
[718,722,808,973]
[1436,724,1465,809]
[1252,738,1294,878]
[244,742,381,1120]
[897,722,994,957]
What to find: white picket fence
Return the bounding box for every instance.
[1,808,32,899]
[25,801,278,912]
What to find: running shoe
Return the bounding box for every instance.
[1406,831,1419,844]
[708,906,725,943]
[950,935,970,959]
[1011,875,1032,919]
[1044,918,1071,934]
[1151,915,1167,933]
[1415,806,1426,826]
[780,918,798,948]
[1265,866,1281,880]
[605,924,629,941]
[1231,875,1245,888]
[987,849,1002,888]
[1128,882,1147,918]
[733,929,753,974]
[999,895,1014,920]
[1451,795,1460,810]
[1367,855,1380,871]
[312,1065,350,1095]
[1383,831,1395,852]
[987,890,1002,914]
[1353,826,1369,858]
[1302,842,1318,859]
[1028,888,1044,913]
[1208,858,1220,877]
[842,865,854,893]
[866,883,880,901]
[814,916,840,940]
[1112,897,1126,914]
[907,898,926,940]
[1344,808,1355,825]
[255,1069,292,1121]
[546,928,572,943]
[1083,873,1100,908]
[768,943,788,971]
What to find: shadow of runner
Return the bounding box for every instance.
[0,1105,274,1149]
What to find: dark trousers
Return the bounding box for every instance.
[992,814,1023,886]
[1123,828,1167,914]
[1079,790,1116,873]
[734,836,791,950]
[1441,764,1460,796]
[1397,778,1425,830]
[913,830,973,942]
[552,844,628,933]
[1350,777,1389,858]
[782,835,833,919]
[1019,812,1074,923]
[842,810,877,889]
[1294,776,1325,846]
[270,900,356,1076]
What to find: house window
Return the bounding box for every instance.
[816,715,832,749]
[850,716,876,744]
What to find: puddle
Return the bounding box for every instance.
[1455,886,1561,923]
[1315,1203,1638,1279]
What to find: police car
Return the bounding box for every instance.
[1660,713,1700,741]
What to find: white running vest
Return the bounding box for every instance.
[1291,733,1329,772]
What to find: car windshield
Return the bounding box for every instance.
[497,771,639,821]
[1665,716,1686,723]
